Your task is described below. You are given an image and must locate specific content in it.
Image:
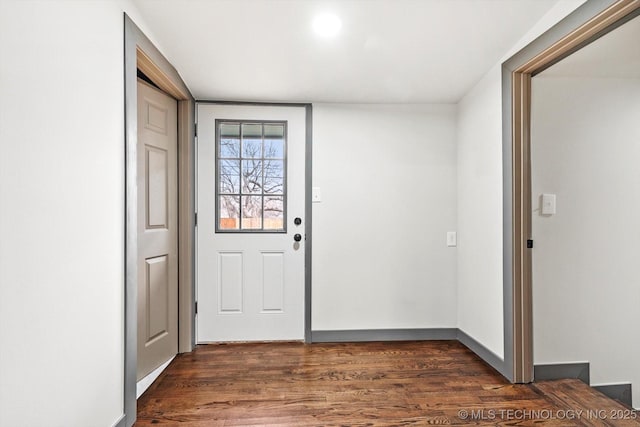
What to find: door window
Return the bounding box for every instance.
[216,121,286,232]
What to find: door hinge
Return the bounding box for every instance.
[195,212,198,226]
[527,239,533,248]
[194,123,198,138]
[195,301,198,315]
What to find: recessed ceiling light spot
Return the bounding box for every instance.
[312,13,342,38]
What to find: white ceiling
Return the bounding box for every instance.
[540,14,640,79]
[133,0,559,103]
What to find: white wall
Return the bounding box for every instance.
[531,76,640,408]
[455,0,586,359]
[456,66,505,356]
[0,1,159,426]
[312,104,457,330]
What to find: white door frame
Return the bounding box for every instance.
[195,101,313,343]
[123,14,196,427]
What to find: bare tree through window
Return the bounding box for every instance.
[217,122,285,231]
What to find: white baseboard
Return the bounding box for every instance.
[136,356,175,399]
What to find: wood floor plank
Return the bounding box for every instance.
[532,380,639,427]
[135,341,638,426]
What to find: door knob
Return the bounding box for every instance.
[293,234,302,242]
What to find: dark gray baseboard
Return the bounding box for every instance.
[311,328,457,343]
[112,413,126,427]
[534,363,635,408]
[534,362,590,384]
[594,383,633,408]
[457,329,505,376]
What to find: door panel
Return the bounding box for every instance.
[197,104,305,342]
[146,255,169,341]
[218,252,243,313]
[137,80,178,380]
[146,147,168,228]
[261,252,285,312]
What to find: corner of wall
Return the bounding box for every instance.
[454,0,589,367]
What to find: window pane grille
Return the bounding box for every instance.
[216,121,286,232]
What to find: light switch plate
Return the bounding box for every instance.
[541,193,556,215]
[447,231,457,247]
[312,187,322,203]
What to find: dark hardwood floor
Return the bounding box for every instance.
[136,341,638,426]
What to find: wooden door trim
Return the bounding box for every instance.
[503,0,640,383]
[124,14,196,427]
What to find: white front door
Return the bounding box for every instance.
[196,104,306,342]
[137,80,178,379]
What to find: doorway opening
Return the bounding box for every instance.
[123,14,196,427]
[503,0,640,384]
[530,13,640,408]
